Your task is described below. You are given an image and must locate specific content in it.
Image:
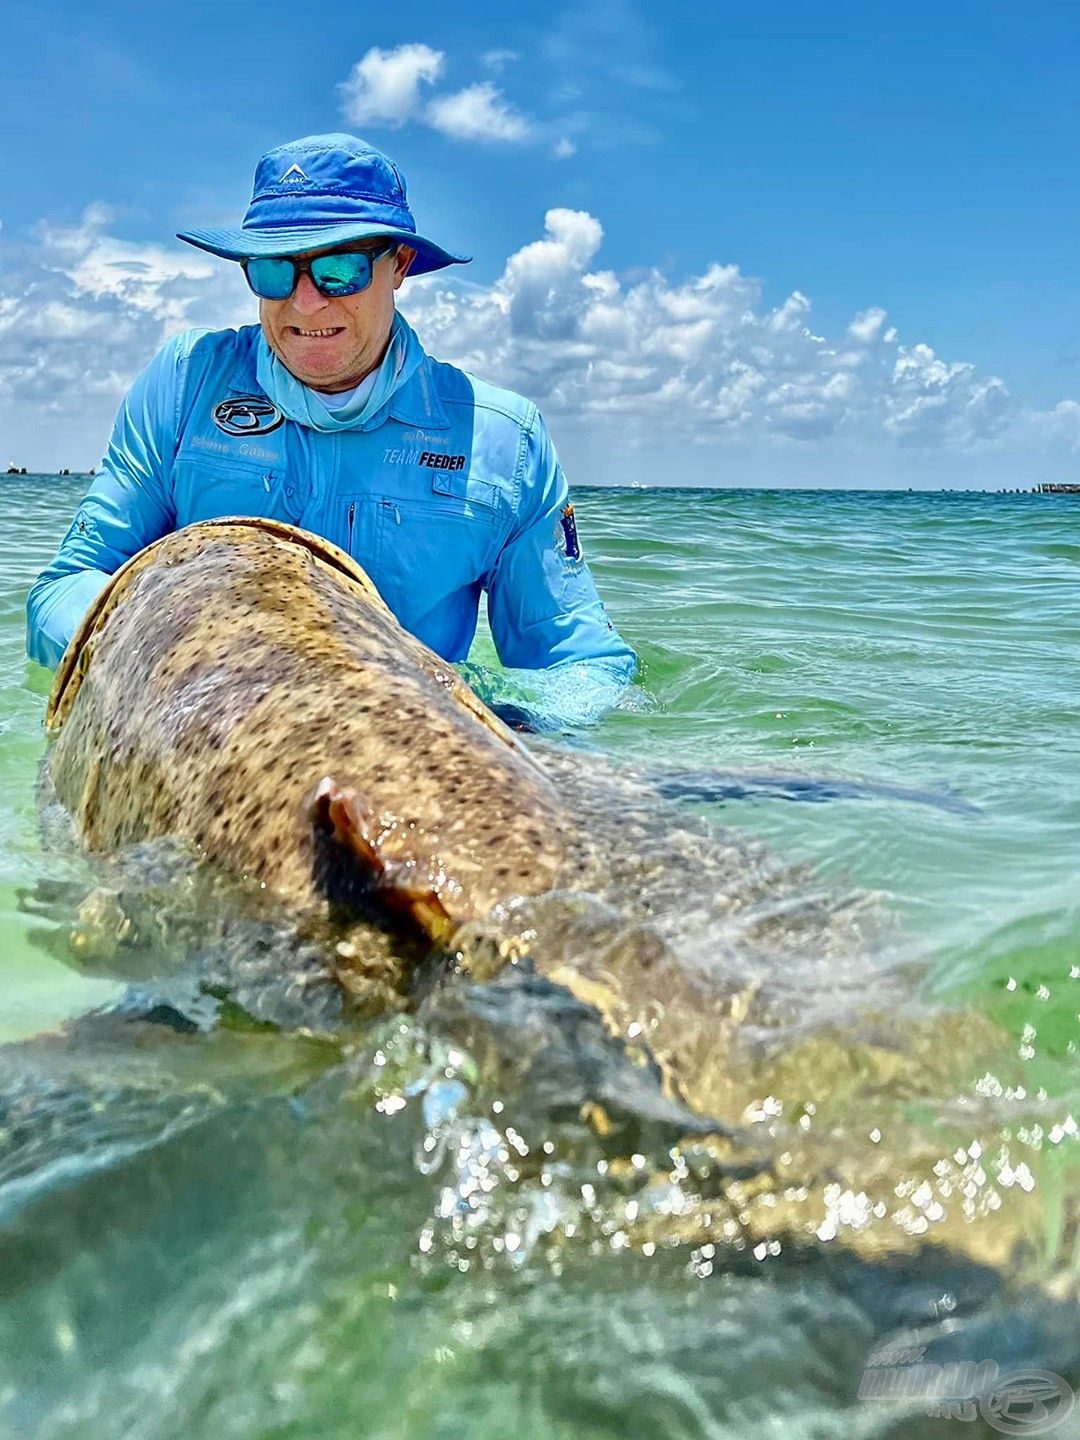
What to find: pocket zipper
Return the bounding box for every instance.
[348,501,356,551]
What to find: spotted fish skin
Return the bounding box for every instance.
[45,519,585,935]
[39,521,1070,1278]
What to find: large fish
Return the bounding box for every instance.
[42,517,880,1104]
[40,518,1067,1277]
[46,518,592,947]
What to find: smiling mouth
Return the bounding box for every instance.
[288,327,345,338]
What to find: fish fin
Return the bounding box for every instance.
[648,768,981,817]
[311,779,457,945]
[313,778,381,869]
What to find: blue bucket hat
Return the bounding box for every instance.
[177,133,470,277]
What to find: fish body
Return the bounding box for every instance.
[41,519,1067,1278]
[46,519,585,940]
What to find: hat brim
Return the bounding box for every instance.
[176,222,469,277]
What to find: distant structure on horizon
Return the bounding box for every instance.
[1036,483,1080,495]
[4,465,96,477]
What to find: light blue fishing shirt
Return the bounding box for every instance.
[26,318,637,727]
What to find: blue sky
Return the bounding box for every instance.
[1,0,1078,485]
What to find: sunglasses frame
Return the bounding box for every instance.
[241,241,399,301]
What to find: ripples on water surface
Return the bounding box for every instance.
[1,478,1078,1439]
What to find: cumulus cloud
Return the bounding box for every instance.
[0,207,249,463]
[848,306,888,344]
[2,201,1078,478]
[338,44,535,147]
[338,43,445,128]
[426,82,531,143]
[1032,399,1080,447]
[399,207,1025,453]
[336,31,671,156]
[883,345,1011,446]
[38,210,219,325]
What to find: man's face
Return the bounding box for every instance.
[258,240,416,393]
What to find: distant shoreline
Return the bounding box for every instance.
[3,473,1074,496]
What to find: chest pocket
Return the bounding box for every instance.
[172,455,305,528]
[370,479,504,621]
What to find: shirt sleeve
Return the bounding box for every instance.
[482,410,637,726]
[26,339,184,670]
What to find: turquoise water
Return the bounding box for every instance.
[1,477,1079,1438]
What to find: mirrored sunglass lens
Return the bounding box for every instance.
[246,258,297,299]
[309,251,372,295]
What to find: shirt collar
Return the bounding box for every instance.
[227,327,448,429]
[387,354,449,429]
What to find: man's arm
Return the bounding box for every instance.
[481,411,637,728]
[26,340,184,669]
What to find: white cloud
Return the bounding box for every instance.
[481,49,519,72]
[338,46,536,148]
[38,208,219,324]
[2,202,1078,481]
[1029,399,1080,449]
[337,26,679,158]
[398,208,1030,456]
[338,44,444,128]
[882,344,1011,446]
[848,306,887,343]
[425,82,532,143]
[766,290,813,334]
[0,208,249,465]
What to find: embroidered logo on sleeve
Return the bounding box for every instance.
[557,503,583,564]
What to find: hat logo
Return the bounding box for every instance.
[213,394,285,437]
[280,163,308,184]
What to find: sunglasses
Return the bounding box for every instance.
[241,242,398,301]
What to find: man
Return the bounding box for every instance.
[26,133,636,728]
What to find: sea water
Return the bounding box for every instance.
[0,477,1077,1438]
